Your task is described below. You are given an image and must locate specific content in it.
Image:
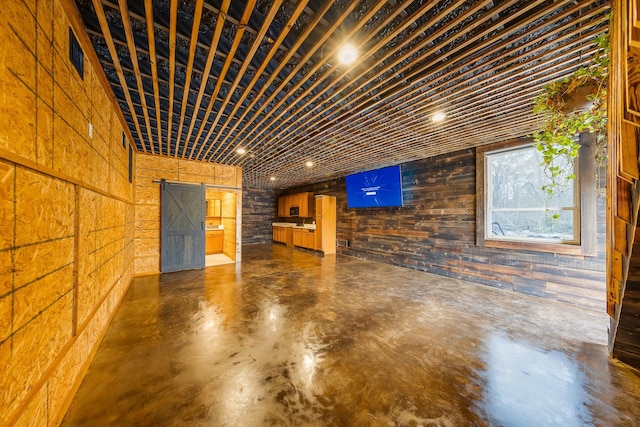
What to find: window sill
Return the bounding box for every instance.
[483,239,585,256]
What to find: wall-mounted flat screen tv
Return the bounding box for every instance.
[345,165,403,208]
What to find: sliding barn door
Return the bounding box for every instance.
[161,181,205,272]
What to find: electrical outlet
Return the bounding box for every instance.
[88,122,93,138]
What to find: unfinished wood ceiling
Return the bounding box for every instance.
[74,0,609,188]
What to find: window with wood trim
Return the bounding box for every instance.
[476,136,597,256]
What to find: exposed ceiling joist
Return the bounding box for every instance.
[74,0,610,188]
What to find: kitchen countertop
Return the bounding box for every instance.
[272,222,316,230]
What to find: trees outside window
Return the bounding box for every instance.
[485,145,579,244]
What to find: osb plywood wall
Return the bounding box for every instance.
[221,192,238,260]
[135,154,242,274]
[0,0,135,425]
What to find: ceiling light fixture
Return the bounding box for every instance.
[432,112,447,123]
[270,176,276,181]
[337,44,358,65]
[305,160,314,168]
[236,147,246,155]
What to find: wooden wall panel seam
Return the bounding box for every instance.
[4,274,132,427]
[0,288,72,348]
[12,261,73,293]
[0,149,133,204]
[73,184,80,337]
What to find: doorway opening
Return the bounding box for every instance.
[205,188,238,267]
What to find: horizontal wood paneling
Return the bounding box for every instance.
[243,187,278,245]
[284,148,606,311]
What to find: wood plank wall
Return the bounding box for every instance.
[243,187,278,244]
[608,0,640,368]
[134,154,242,274]
[285,147,606,311]
[0,0,136,425]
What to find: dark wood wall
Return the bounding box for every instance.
[243,187,278,244]
[283,148,606,311]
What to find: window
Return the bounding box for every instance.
[476,136,597,255]
[128,145,133,183]
[69,28,84,78]
[485,144,579,244]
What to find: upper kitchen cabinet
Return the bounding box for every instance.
[278,192,314,217]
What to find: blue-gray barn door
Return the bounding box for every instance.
[161,180,205,272]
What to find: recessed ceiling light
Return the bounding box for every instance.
[337,44,358,65]
[270,176,276,181]
[432,111,447,122]
[236,147,246,155]
[305,160,314,168]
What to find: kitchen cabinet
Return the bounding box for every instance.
[292,228,302,247]
[278,192,314,217]
[293,228,315,250]
[301,230,315,249]
[278,195,289,217]
[315,195,336,254]
[273,226,293,246]
[206,230,224,254]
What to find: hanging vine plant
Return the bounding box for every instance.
[532,33,609,216]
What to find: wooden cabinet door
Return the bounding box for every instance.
[212,234,223,253]
[274,227,286,243]
[298,193,308,217]
[302,231,315,249]
[278,196,288,217]
[293,229,302,246]
[206,231,224,254]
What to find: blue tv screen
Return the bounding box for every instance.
[345,165,404,208]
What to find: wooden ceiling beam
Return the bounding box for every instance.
[211,0,397,161]
[246,29,601,173]
[242,0,493,165]
[175,0,205,155]
[217,0,421,165]
[252,1,601,167]
[145,0,162,153]
[75,0,609,188]
[184,0,232,158]
[199,0,287,161]
[271,41,596,172]
[119,0,155,153]
[201,0,336,160]
[326,14,607,153]
[91,0,147,152]
[199,0,310,160]
[239,0,491,163]
[201,0,361,161]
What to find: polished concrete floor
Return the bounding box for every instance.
[62,244,640,426]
